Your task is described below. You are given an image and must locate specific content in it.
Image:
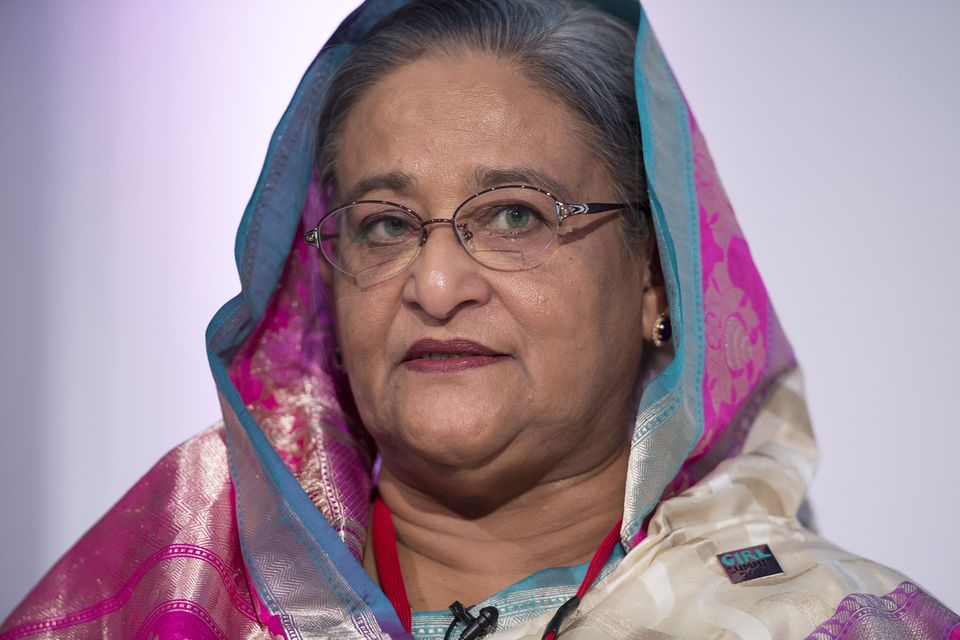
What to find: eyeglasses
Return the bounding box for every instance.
[304,184,641,287]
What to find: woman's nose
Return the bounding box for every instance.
[401,224,492,320]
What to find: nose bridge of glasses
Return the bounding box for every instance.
[419,218,473,244]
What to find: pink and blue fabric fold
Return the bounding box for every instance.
[2,1,957,638]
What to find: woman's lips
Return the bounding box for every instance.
[402,338,509,373]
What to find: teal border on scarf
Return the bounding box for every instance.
[622,5,706,540]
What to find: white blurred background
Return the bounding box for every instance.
[1,0,957,621]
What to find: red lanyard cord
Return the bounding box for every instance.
[371,495,622,639]
[372,495,414,632]
[540,516,623,640]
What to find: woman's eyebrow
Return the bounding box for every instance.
[341,171,416,203]
[341,167,570,204]
[474,166,572,201]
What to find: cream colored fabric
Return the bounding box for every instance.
[496,371,919,639]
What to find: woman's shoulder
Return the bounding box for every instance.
[559,517,959,640]
[0,423,272,639]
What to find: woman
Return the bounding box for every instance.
[2,0,957,638]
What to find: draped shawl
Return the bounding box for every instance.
[2,1,957,639]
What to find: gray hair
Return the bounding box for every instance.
[316,0,649,246]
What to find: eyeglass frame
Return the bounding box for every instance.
[303,183,646,279]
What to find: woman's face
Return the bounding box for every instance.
[331,53,660,502]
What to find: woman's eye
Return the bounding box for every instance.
[359,214,416,242]
[491,205,537,230]
[375,217,409,237]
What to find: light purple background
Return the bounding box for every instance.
[2,0,957,621]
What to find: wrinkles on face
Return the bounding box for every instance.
[330,52,648,499]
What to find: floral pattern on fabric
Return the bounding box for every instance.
[805,581,960,640]
[228,179,374,560]
[692,118,770,459]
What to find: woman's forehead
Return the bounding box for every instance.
[336,166,574,205]
[334,54,611,201]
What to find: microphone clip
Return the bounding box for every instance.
[445,601,499,640]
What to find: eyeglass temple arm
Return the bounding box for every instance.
[304,226,344,248]
[558,201,649,222]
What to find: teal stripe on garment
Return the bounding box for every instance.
[634,10,683,397]
[622,4,706,542]
[232,42,353,320]
[409,544,626,639]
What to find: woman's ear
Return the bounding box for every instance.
[641,242,669,344]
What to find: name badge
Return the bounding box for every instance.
[716,544,783,583]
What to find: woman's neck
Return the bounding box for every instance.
[364,444,629,612]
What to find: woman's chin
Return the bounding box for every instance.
[384,416,517,471]
[369,384,525,457]
[378,432,548,514]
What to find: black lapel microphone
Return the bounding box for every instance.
[445,601,499,640]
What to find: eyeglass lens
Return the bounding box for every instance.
[318,187,561,284]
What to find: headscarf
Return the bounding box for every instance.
[2,2,956,639]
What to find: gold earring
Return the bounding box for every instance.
[652,312,672,348]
